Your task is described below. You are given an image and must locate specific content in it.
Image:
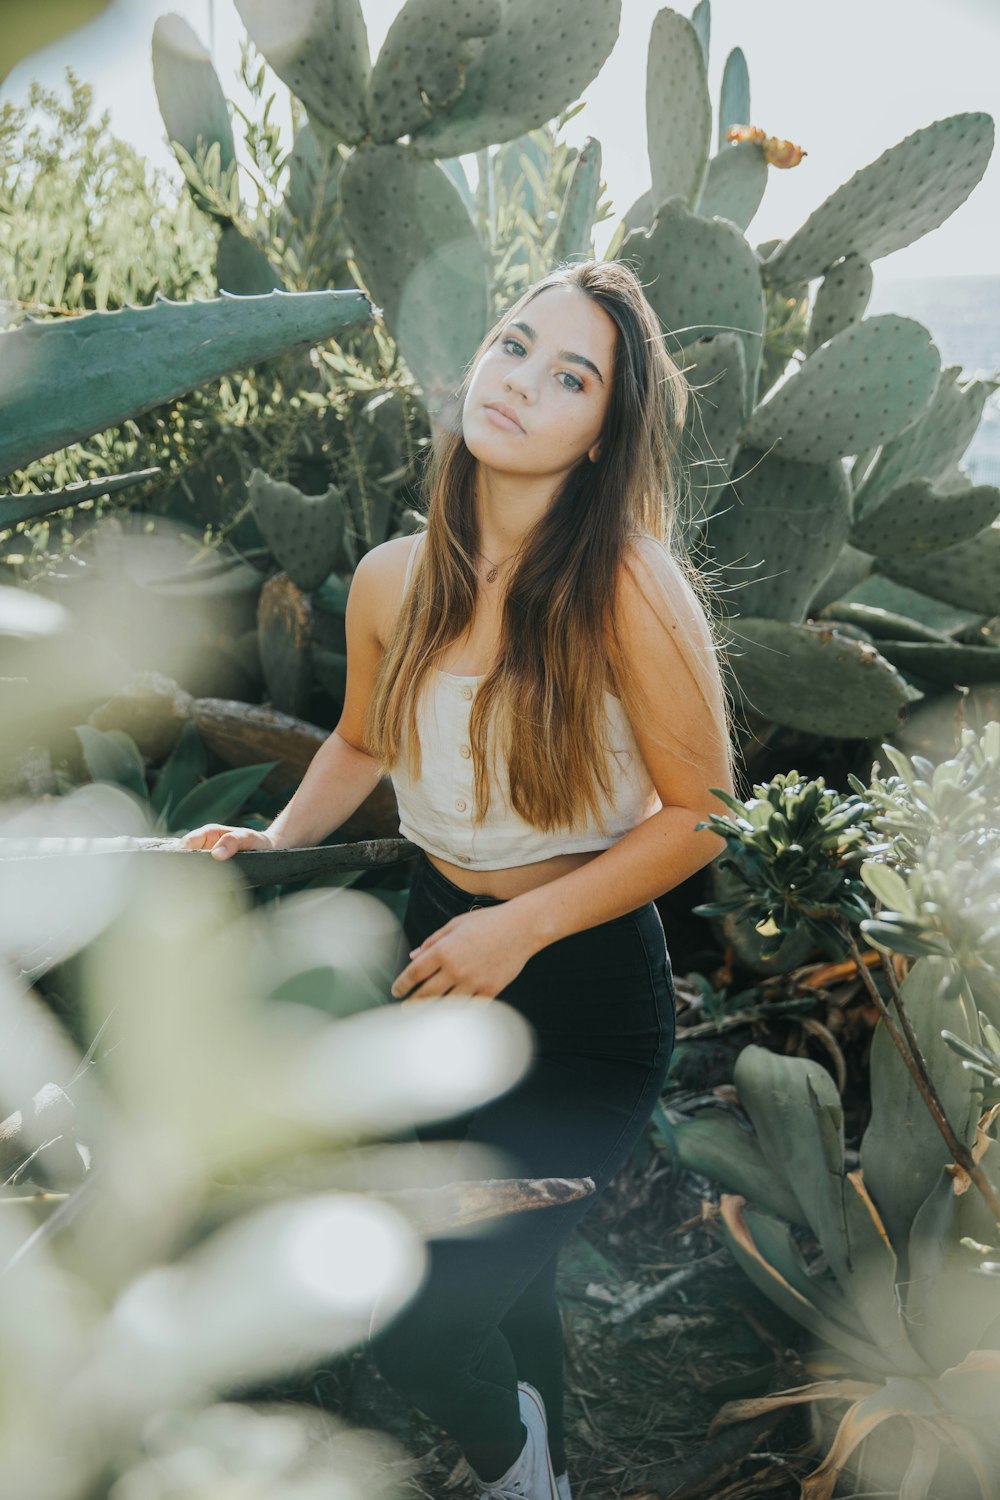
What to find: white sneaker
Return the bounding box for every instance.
[467,1380,558,1498]
[554,1471,573,1500]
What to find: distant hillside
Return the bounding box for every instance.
[868,273,1000,483]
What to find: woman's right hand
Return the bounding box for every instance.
[176,824,278,860]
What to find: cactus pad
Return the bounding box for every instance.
[761,113,995,287]
[618,198,765,404]
[704,445,852,622]
[248,469,348,591]
[742,314,940,463]
[551,136,603,263]
[367,0,503,145]
[234,0,371,144]
[152,14,235,170]
[690,0,710,65]
[879,522,1000,617]
[718,46,750,149]
[805,253,873,357]
[646,8,712,211]
[677,332,747,530]
[851,479,1000,561]
[405,0,621,159]
[853,366,998,519]
[696,140,768,233]
[340,143,490,411]
[724,617,921,739]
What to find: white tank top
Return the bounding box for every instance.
[389,532,662,870]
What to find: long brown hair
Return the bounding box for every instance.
[365,258,742,831]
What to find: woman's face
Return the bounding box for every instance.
[462,285,616,475]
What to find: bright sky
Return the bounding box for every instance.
[5,0,998,287]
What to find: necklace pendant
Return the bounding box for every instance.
[485,565,498,582]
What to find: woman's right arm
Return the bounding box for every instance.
[180,543,393,858]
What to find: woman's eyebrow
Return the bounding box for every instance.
[507,320,605,384]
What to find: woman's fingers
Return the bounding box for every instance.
[176,825,272,857]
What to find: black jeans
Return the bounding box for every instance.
[367,851,676,1478]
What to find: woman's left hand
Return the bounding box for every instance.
[390,903,536,1002]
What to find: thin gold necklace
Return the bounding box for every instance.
[480,549,516,583]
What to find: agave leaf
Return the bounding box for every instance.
[734,1047,929,1373]
[799,1378,941,1500]
[0,289,372,476]
[0,468,162,529]
[936,1350,1000,1457]
[860,954,980,1263]
[171,764,282,831]
[905,1163,1000,1373]
[718,1195,892,1374]
[664,1110,807,1225]
[742,1206,873,1344]
[707,1376,879,1438]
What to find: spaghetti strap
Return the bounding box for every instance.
[402,530,425,595]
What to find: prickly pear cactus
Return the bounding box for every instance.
[704,447,852,623]
[248,470,352,591]
[340,142,491,414]
[760,113,995,288]
[645,8,712,211]
[234,0,372,146]
[741,315,941,464]
[619,197,766,415]
[853,366,1000,519]
[805,253,873,356]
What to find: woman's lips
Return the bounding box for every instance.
[484,404,524,433]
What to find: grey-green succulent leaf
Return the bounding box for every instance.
[340,142,490,412]
[760,113,996,288]
[0,288,373,476]
[805,253,873,357]
[405,0,621,160]
[718,46,750,150]
[861,955,980,1267]
[646,8,712,212]
[234,0,372,145]
[742,315,941,463]
[366,0,503,145]
[695,140,768,234]
[734,1045,930,1375]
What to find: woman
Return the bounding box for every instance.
[182,259,740,1498]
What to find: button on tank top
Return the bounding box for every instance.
[389,532,662,869]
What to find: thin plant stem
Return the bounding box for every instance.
[840,924,1000,1224]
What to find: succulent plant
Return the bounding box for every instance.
[0,287,373,477]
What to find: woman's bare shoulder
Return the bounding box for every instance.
[354,531,425,648]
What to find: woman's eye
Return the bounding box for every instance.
[500,337,584,393]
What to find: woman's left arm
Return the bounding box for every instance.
[509,542,735,952]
